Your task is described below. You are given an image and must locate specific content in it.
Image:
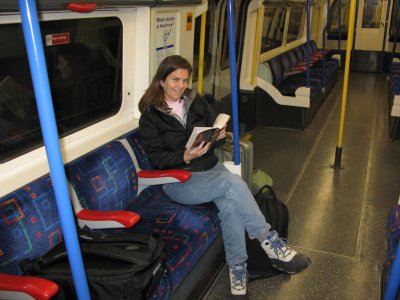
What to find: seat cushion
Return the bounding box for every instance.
[99,185,221,300]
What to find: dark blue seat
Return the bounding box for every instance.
[268,55,321,98]
[0,175,62,277]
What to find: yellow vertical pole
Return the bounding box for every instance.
[332,0,357,169]
[251,7,263,85]
[197,12,207,94]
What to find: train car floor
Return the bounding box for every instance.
[204,71,400,299]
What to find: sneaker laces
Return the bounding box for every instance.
[230,263,247,290]
[267,231,293,258]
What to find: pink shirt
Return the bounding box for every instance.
[166,99,185,124]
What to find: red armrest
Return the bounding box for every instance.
[138,169,192,182]
[76,209,140,228]
[0,273,59,300]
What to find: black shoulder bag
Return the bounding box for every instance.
[20,229,166,300]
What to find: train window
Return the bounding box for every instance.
[0,17,122,163]
[362,0,382,28]
[193,11,212,84]
[287,6,305,43]
[389,5,400,42]
[220,9,231,70]
[328,0,350,40]
[260,6,286,53]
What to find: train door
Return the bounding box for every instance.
[206,0,242,115]
[354,0,388,51]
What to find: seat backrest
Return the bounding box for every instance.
[122,129,153,170]
[268,56,284,86]
[0,175,62,276]
[65,140,139,211]
[294,46,304,61]
[310,40,318,53]
[280,53,292,71]
[288,50,298,66]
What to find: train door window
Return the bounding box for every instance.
[220,9,231,70]
[287,6,305,43]
[362,0,382,28]
[193,4,214,95]
[260,6,286,53]
[328,0,350,39]
[0,17,122,163]
[389,4,400,41]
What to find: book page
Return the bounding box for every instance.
[213,113,230,129]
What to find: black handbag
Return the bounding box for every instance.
[20,229,166,300]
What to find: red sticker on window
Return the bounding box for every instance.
[45,33,70,46]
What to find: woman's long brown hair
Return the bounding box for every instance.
[138,55,193,113]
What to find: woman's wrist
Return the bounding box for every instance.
[183,151,191,164]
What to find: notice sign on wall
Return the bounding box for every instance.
[155,13,176,68]
[45,33,70,46]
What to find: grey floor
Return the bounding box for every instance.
[204,72,400,300]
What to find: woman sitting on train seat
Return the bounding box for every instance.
[138,55,311,297]
[52,43,97,120]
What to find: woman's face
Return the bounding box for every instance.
[57,54,72,80]
[160,68,189,102]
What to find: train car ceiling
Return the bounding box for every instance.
[0,0,202,12]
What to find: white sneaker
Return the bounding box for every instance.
[261,230,311,274]
[229,262,248,296]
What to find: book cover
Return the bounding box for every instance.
[185,113,230,150]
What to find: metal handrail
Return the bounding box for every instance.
[18,0,91,299]
[227,0,240,165]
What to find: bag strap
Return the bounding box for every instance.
[35,231,160,269]
[254,184,277,200]
[78,227,158,252]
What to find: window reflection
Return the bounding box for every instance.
[389,3,400,41]
[328,0,350,39]
[0,18,122,162]
[260,6,286,53]
[362,0,382,28]
[287,6,304,43]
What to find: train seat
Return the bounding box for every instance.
[0,174,62,299]
[1,130,223,299]
[386,205,400,295]
[387,63,400,139]
[65,130,223,300]
[268,55,321,98]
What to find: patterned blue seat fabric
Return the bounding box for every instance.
[0,175,62,276]
[65,131,222,300]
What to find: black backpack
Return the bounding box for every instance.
[246,184,289,281]
[20,229,166,300]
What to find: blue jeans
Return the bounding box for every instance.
[162,162,270,266]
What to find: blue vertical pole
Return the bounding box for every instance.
[322,0,332,88]
[226,0,240,165]
[338,0,341,53]
[380,0,391,72]
[352,0,359,51]
[306,0,311,87]
[18,1,91,299]
[385,240,400,300]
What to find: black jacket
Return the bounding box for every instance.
[139,93,223,172]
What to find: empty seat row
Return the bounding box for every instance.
[255,40,339,129]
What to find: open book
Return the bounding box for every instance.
[185,113,230,150]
